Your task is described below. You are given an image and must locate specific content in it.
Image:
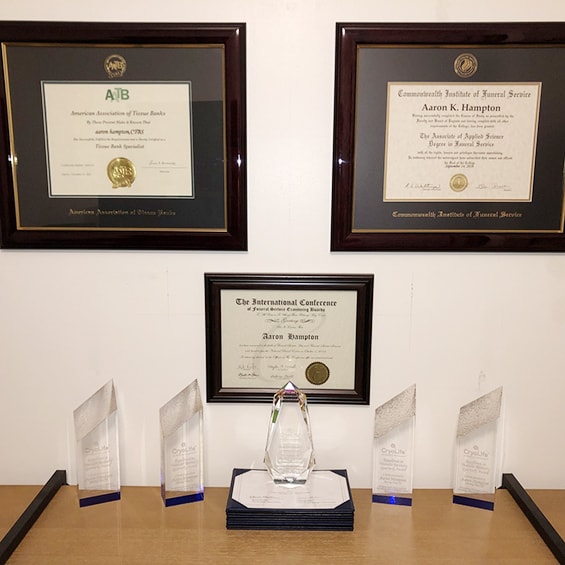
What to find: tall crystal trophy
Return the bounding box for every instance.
[372,384,416,506]
[160,379,204,506]
[453,386,503,511]
[264,381,315,485]
[73,380,120,507]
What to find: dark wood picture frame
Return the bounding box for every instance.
[205,273,374,404]
[0,21,247,250]
[331,22,565,252]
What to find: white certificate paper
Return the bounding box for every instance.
[384,83,541,202]
[42,82,194,197]
[232,470,351,509]
[220,289,357,390]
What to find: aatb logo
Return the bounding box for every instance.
[105,88,129,101]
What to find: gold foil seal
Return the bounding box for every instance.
[450,173,468,193]
[104,54,127,78]
[454,53,478,78]
[305,362,330,385]
[107,157,136,188]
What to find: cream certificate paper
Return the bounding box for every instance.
[220,289,357,390]
[384,83,541,202]
[41,82,193,197]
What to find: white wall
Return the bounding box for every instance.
[1,0,564,490]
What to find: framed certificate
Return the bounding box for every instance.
[0,21,247,250]
[331,22,565,252]
[205,273,374,404]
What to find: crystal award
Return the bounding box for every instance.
[372,384,416,506]
[264,381,315,485]
[453,386,503,511]
[160,379,204,506]
[73,380,120,507]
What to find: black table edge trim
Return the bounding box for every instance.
[0,469,67,564]
[501,472,565,564]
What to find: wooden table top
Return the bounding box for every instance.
[1,485,562,564]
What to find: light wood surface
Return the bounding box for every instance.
[0,486,41,540]
[1,486,561,564]
[529,490,565,540]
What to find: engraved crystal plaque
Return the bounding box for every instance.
[73,380,120,507]
[160,379,204,506]
[264,381,315,485]
[372,384,416,506]
[453,387,503,511]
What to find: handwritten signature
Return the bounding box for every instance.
[476,183,510,191]
[148,160,176,167]
[404,182,441,190]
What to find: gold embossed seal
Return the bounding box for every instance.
[454,53,478,78]
[305,362,330,386]
[107,157,136,188]
[104,54,127,78]
[450,173,468,193]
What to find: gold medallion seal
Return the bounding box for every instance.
[450,173,468,192]
[107,157,136,188]
[454,53,478,78]
[305,362,330,386]
[104,54,127,78]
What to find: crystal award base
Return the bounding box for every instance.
[73,380,120,507]
[264,381,315,485]
[453,387,503,511]
[372,384,416,506]
[160,379,204,507]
